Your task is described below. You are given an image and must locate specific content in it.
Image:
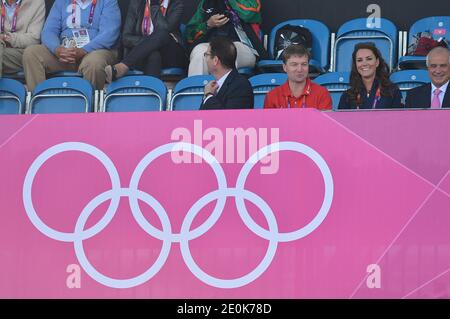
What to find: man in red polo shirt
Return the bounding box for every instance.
[264,44,332,110]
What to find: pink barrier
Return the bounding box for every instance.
[0,109,449,298]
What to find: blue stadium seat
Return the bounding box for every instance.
[257,19,330,75]
[48,71,83,78]
[238,67,256,77]
[313,72,350,110]
[3,70,26,83]
[249,73,287,109]
[160,67,186,81]
[49,69,145,79]
[332,18,398,72]
[30,77,94,114]
[103,75,167,112]
[126,70,144,76]
[0,78,26,114]
[390,70,430,102]
[399,16,450,70]
[169,75,214,111]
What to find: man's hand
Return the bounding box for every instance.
[204,80,219,96]
[67,48,87,63]
[0,33,12,46]
[207,14,229,29]
[55,46,76,64]
[55,47,86,64]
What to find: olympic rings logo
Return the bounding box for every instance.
[23,141,334,289]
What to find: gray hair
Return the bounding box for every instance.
[426,46,450,67]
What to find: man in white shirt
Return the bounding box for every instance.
[405,46,450,109]
[200,36,253,110]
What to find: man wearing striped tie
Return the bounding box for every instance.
[406,46,450,109]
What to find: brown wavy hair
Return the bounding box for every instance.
[347,42,394,106]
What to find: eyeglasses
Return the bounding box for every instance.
[204,52,213,58]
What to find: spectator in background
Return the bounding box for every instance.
[338,42,402,109]
[200,36,253,110]
[105,0,187,82]
[23,0,121,91]
[264,44,332,110]
[185,0,267,76]
[405,46,450,109]
[0,0,45,77]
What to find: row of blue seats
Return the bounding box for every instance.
[258,16,450,75]
[4,15,447,84]
[0,70,431,114]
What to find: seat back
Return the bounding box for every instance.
[390,70,430,102]
[30,77,94,114]
[313,72,350,110]
[407,16,450,46]
[170,75,214,111]
[103,76,167,112]
[3,70,26,83]
[268,19,330,70]
[333,18,398,72]
[0,78,26,114]
[249,73,288,109]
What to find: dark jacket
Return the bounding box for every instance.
[405,83,450,108]
[338,80,403,109]
[122,0,183,49]
[200,69,254,110]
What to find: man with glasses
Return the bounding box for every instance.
[200,36,253,110]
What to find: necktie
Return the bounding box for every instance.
[431,88,441,109]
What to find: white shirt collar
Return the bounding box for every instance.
[2,0,21,7]
[431,80,449,95]
[216,70,232,92]
[77,0,93,10]
[161,0,169,9]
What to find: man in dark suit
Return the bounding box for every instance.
[405,46,450,109]
[200,36,253,110]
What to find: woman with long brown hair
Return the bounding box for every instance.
[338,42,402,109]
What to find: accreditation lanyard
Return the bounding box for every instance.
[372,86,381,109]
[72,0,97,28]
[357,86,381,109]
[1,0,21,33]
[142,0,170,35]
[286,95,307,109]
[286,82,310,108]
[222,0,241,27]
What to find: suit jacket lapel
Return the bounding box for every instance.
[442,86,450,108]
[424,83,432,107]
[216,69,237,99]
